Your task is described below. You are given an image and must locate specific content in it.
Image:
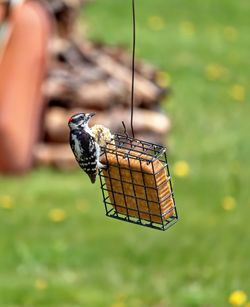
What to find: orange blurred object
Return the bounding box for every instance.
[0,1,50,173]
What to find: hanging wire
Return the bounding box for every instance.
[130,0,136,138]
[122,121,129,138]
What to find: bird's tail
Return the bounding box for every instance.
[88,172,97,184]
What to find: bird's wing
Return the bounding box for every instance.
[70,131,95,160]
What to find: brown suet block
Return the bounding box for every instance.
[101,146,175,224]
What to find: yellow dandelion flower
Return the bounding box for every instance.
[147,15,165,31]
[49,208,67,223]
[173,161,190,178]
[205,64,228,81]
[229,290,247,306]
[222,196,236,211]
[224,26,238,42]
[179,21,195,37]
[156,71,171,87]
[229,84,246,102]
[0,195,14,210]
[34,279,48,290]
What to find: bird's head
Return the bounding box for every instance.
[68,112,95,130]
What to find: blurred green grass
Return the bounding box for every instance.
[0,0,250,306]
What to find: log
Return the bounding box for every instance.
[100,44,159,80]
[44,107,69,143]
[45,68,128,110]
[45,106,101,143]
[43,76,77,103]
[44,66,109,101]
[47,40,167,109]
[34,143,77,170]
[76,79,127,110]
[93,107,172,136]
[44,107,171,144]
[80,45,165,105]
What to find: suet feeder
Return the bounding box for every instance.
[99,134,178,231]
[97,0,178,231]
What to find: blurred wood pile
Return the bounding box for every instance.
[34,0,171,170]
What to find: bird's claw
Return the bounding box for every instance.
[98,162,108,170]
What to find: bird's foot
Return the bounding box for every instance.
[98,162,108,170]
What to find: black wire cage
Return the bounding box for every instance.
[98,134,178,231]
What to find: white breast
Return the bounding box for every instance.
[84,125,93,136]
[72,134,82,160]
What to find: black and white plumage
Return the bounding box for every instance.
[68,113,105,184]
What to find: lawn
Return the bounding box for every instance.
[0,0,250,306]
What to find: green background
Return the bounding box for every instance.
[0,0,249,306]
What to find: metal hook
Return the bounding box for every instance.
[122,121,129,139]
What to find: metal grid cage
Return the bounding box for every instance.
[98,134,178,231]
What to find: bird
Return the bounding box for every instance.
[68,112,106,184]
